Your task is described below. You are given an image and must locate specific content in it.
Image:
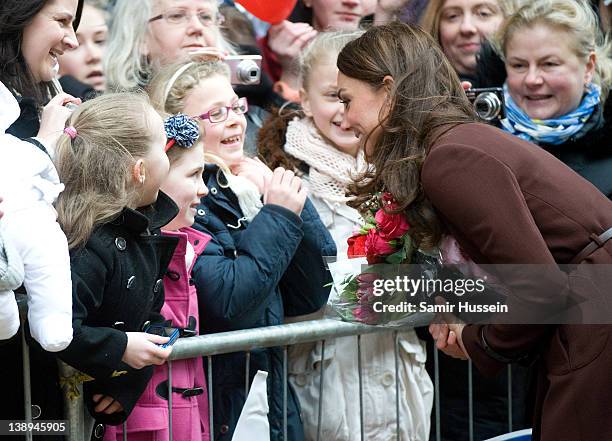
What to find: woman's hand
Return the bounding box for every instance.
[92,394,124,414]
[267,21,317,71]
[188,46,228,62]
[231,157,273,195]
[428,297,470,360]
[120,332,172,369]
[264,167,307,215]
[37,93,81,147]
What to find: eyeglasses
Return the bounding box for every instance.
[149,8,224,27]
[193,97,249,124]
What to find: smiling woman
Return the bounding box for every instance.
[0,0,83,108]
[420,0,508,80]
[498,0,612,199]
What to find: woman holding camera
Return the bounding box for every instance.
[105,0,266,154]
[336,21,612,441]
[498,0,612,199]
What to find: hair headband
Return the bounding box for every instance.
[164,62,195,102]
[164,114,200,151]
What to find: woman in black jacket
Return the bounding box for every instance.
[497,0,612,199]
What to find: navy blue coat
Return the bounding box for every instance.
[191,165,336,441]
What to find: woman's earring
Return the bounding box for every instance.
[140,175,146,185]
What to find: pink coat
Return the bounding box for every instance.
[104,227,211,441]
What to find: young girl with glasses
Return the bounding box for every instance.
[147,60,336,441]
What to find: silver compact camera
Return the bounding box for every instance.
[465,87,505,122]
[224,55,262,86]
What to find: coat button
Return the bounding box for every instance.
[31,404,41,419]
[381,371,394,387]
[153,279,163,293]
[115,237,127,251]
[220,424,229,434]
[126,275,136,290]
[294,374,307,387]
[197,208,206,216]
[93,423,105,438]
[210,187,218,195]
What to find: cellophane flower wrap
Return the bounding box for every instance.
[327,192,440,326]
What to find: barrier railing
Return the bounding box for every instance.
[11,305,519,441]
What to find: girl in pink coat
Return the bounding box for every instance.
[105,115,211,441]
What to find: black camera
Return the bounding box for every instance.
[465,87,505,122]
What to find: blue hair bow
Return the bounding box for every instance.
[164,114,200,151]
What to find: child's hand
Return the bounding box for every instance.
[231,157,273,195]
[38,93,81,147]
[264,167,307,215]
[92,394,124,414]
[121,332,173,369]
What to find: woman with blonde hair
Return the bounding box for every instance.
[496,0,612,198]
[104,0,230,91]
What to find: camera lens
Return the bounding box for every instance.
[473,92,502,121]
[236,60,261,85]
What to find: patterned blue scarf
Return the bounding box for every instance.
[501,82,601,145]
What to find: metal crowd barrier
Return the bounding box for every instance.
[12,308,519,441]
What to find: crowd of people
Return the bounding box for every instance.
[0,0,611,440]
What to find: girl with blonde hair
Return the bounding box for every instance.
[56,92,179,427]
[258,30,434,441]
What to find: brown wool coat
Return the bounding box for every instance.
[421,123,612,441]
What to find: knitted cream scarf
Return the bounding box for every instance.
[284,117,365,203]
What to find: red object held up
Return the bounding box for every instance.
[236,0,297,24]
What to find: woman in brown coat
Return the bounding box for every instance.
[335,22,612,441]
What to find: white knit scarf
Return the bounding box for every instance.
[284,117,365,203]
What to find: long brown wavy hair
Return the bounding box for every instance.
[337,22,477,249]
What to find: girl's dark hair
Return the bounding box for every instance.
[0,0,84,104]
[337,22,477,249]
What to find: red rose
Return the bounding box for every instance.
[364,229,395,263]
[347,233,367,258]
[356,272,379,299]
[353,305,379,324]
[375,203,409,240]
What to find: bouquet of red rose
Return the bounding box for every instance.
[327,193,438,326]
